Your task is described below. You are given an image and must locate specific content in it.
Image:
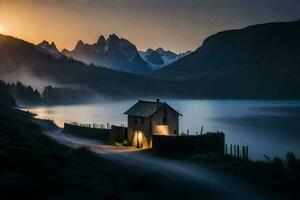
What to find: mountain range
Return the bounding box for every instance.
[0,34,191,99]
[61,34,152,74]
[37,40,63,59]
[39,34,191,74]
[0,20,299,99]
[139,48,191,69]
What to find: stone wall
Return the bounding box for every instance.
[152,132,225,154]
[110,125,128,143]
[63,123,110,141]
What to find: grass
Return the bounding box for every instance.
[145,149,300,199]
[1,107,226,200]
[0,108,158,200]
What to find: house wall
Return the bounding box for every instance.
[127,105,179,148]
[110,125,128,144]
[150,106,179,136]
[128,115,151,147]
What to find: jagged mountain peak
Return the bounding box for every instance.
[50,42,58,51]
[97,35,106,47]
[107,34,120,44]
[108,33,119,40]
[61,48,70,54]
[39,40,50,46]
[139,47,192,69]
[155,47,165,53]
[74,40,85,51]
[62,34,151,74]
[97,35,105,42]
[37,40,62,59]
[38,40,58,51]
[146,48,155,53]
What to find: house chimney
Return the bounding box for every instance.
[156,99,160,109]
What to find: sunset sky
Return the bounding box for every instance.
[0,0,299,52]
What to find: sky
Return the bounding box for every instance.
[0,0,299,53]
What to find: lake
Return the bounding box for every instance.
[22,100,300,160]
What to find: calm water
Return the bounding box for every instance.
[22,100,300,160]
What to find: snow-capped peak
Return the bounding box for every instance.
[139,47,192,69]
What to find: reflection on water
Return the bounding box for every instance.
[22,100,300,160]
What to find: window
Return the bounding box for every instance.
[163,116,167,124]
[163,108,168,115]
[134,116,137,124]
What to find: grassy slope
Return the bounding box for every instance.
[0,108,165,200]
[0,108,123,199]
[146,150,300,200]
[0,108,210,200]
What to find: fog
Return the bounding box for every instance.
[43,129,269,200]
[24,100,300,160]
[0,67,62,92]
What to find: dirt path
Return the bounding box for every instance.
[43,128,271,200]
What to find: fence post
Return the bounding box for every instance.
[245,146,249,159]
[225,144,228,155]
[237,145,240,158]
[187,129,189,135]
[230,144,232,156]
[234,145,237,157]
[242,146,245,159]
[200,126,203,134]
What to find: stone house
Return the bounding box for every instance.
[124,99,182,148]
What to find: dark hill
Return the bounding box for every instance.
[152,20,300,98]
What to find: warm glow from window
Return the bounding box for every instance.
[132,131,147,148]
[155,125,169,135]
[137,131,143,145]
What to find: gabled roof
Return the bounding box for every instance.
[124,100,182,117]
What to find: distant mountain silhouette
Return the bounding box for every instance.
[1,20,300,99]
[62,34,151,74]
[139,47,191,69]
[0,34,191,98]
[152,20,300,98]
[37,41,63,59]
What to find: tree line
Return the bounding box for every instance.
[0,80,93,106]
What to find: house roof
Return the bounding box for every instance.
[124,100,182,117]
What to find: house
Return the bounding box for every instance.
[124,99,182,148]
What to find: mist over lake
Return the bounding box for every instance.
[23,100,300,160]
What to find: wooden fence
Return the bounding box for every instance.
[69,122,112,129]
[64,123,110,141]
[225,144,249,159]
[180,126,205,136]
